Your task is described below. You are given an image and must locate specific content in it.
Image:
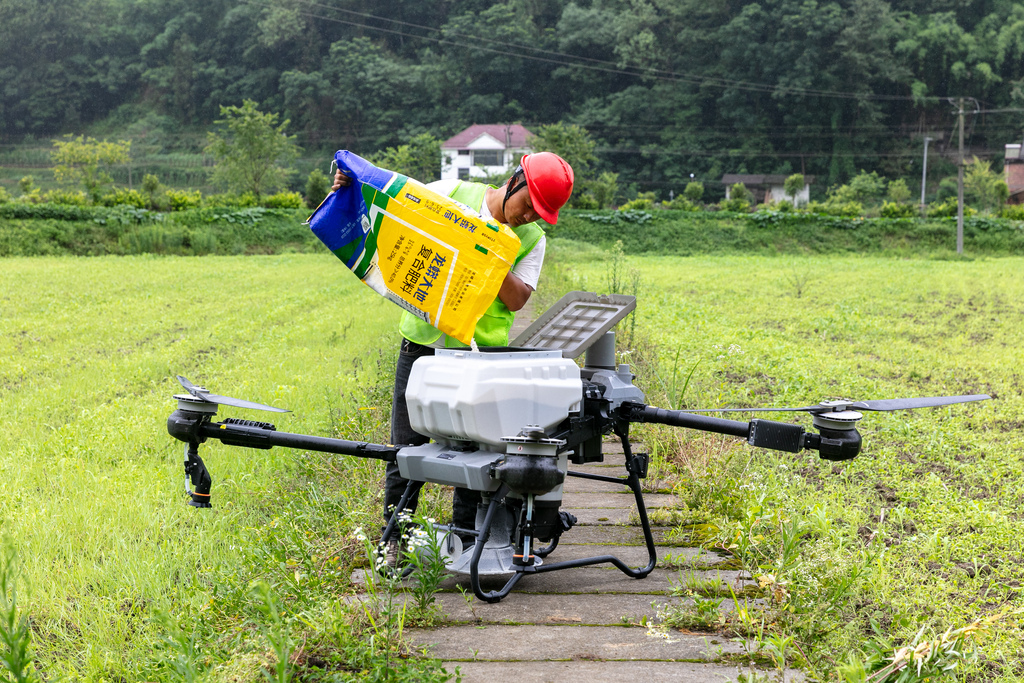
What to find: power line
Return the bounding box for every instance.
[256,0,938,104]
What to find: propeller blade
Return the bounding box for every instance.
[683,394,991,415]
[848,395,991,412]
[177,375,201,396]
[175,375,290,412]
[202,393,290,413]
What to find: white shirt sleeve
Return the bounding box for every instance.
[511,236,545,290]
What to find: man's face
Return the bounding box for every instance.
[503,177,541,226]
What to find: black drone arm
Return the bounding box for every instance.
[618,402,860,461]
[167,409,401,461]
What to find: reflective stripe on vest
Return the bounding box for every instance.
[398,181,544,347]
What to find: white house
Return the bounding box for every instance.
[441,124,533,181]
[721,174,815,206]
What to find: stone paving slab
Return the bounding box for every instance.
[559,476,640,493]
[408,624,746,661]
[443,661,803,683]
[559,525,686,546]
[564,507,635,525]
[437,567,752,596]
[433,592,683,625]
[562,491,677,509]
[545,543,726,567]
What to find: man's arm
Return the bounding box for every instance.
[498,271,532,312]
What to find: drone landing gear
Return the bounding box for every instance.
[379,442,655,603]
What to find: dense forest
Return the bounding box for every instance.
[2,0,1024,193]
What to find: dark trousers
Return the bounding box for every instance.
[385,339,480,535]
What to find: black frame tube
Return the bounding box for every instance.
[198,420,400,461]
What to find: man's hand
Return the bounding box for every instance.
[331,169,353,191]
[498,271,532,312]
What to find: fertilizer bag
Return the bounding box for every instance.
[308,151,521,345]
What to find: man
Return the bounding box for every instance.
[332,152,574,560]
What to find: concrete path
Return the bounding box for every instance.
[396,441,802,682]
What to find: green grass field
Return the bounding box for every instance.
[2,248,1023,680]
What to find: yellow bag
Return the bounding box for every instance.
[309,151,520,344]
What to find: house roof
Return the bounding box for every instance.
[721,174,816,185]
[442,124,533,150]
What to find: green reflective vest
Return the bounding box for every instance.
[398,181,544,347]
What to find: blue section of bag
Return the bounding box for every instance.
[308,151,394,265]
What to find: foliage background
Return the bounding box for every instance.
[3,0,1024,196]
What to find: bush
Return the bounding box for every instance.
[165,189,202,211]
[98,188,147,208]
[683,181,704,202]
[203,192,257,208]
[0,186,12,204]
[263,191,304,209]
[773,200,795,213]
[570,193,600,210]
[620,197,653,211]
[44,189,91,206]
[830,171,886,204]
[879,201,917,219]
[927,198,977,218]
[305,169,330,209]
[804,200,863,217]
[663,197,700,211]
[718,197,751,212]
[1000,204,1024,220]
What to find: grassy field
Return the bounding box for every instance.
[2,248,1023,680]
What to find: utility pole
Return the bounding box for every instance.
[920,136,932,215]
[956,98,965,254]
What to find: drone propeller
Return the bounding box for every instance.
[176,375,290,413]
[683,394,991,415]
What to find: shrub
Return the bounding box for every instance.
[927,198,977,218]
[830,171,886,204]
[773,200,794,213]
[203,192,258,208]
[620,194,654,211]
[570,193,600,210]
[0,187,11,204]
[663,197,700,211]
[305,169,330,209]
[263,191,304,209]
[98,188,147,208]
[718,197,751,212]
[887,178,912,203]
[879,201,917,219]
[44,189,91,206]
[165,189,202,211]
[1000,204,1024,220]
[804,200,863,217]
[683,181,704,202]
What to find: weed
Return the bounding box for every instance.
[0,545,36,683]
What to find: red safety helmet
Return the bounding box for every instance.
[520,152,574,224]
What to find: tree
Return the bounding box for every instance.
[370,133,443,182]
[683,182,704,203]
[305,169,330,209]
[964,157,1010,212]
[205,100,299,199]
[887,178,911,203]
[528,123,598,180]
[51,135,131,202]
[783,174,805,206]
[589,172,620,209]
